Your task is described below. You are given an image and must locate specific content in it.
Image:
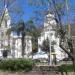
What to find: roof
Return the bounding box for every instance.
[33,50,48,59]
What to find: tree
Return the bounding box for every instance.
[26,20,42,53]
[51,0,75,72]
[41,39,49,53]
[16,20,25,58]
[53,0,75,72]
[14,20,39,57]
[31,28,41,53]
[41,39,50,64]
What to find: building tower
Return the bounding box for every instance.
[0,4,11,58]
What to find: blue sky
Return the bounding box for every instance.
[0,0,75,26]
[22,0,75,25]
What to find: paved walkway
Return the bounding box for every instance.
[0,71,74,75]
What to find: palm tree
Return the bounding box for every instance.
[16,20,26,58]
[14,20,41,58]
[25,20,42,53]
[25,20,39,55]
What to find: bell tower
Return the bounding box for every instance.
[0,1,11,51]
[44,9,56,28]
[1,0,11,29]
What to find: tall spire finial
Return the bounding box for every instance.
[48,2,50,14]
[4,0,7,8]
[48,8,50,13]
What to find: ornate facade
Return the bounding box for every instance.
[0,6,32,58]
[37,12,67,64]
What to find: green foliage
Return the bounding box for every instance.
[41,39,49,52]
[16,20,26,57]
[0,59,34,71]
[4,45,10,50]
[16,20,25,33]
[6,29,11,36]
[32,28,41,51]
[59,64,74,72]
[25,20,40,53]
[32,42,38,53]
[26,21,42,53]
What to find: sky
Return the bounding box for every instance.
[0,0,75,26]
[65,0,75,24]
[21,0,75,25]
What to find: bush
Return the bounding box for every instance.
[59,64,74,72]
[0,59,34,71]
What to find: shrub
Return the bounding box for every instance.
[59,64,74,72]
[0,59,34,71]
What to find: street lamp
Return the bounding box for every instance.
[48,32,52,65]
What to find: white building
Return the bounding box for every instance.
[24,35,32,58]
[35,12,67,64]
[0,6,32,58]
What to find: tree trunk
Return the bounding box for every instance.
[73,59,75,72]
[21,32,25,58]
[72,49,75,72]
[60,40,75,73]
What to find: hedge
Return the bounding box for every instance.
[59,64,74,72]
[0,59,34,71]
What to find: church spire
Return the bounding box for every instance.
[48,2,50,14]
[3,0,10,22]
[4,0,7,8]
[48,8,50,14]
[4,0,9,14]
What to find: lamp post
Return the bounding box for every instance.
[48,33,52,65]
